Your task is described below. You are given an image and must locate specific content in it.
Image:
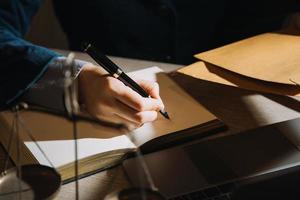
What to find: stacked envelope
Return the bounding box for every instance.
[178,31,300,96]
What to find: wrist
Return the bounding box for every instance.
[77,64,105,106]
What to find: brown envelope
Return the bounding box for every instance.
[195,32,300,86]
[177,61,300,96]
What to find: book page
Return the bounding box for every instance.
[25,137,134,168]
[0,111,135,168]
[128,67,217,146]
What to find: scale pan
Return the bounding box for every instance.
[0,164,61,200]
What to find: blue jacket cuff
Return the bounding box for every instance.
[21,57,90,112]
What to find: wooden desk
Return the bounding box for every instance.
[1,51,300,199]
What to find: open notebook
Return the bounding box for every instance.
[0,67,224,182]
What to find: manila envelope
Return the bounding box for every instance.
[177,61,300,96]
[178,31,300,96]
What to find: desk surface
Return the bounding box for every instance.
[1,51,300,199]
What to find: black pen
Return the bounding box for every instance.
[82,43,170,119]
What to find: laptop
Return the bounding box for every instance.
[123,118,300,199]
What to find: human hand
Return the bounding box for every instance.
[78,64,164,130]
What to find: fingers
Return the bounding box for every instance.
[87,85,159,128]
[79,66,163,129]
[94,106,157,130]
[112,81,164,112]
[114,100,158,124]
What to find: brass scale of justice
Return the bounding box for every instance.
[0,53,165,200]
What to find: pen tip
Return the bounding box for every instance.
[160,111,170,120]
[165,112,170,120]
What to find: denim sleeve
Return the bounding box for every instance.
[0,0,61,110]
[22,57,90,112]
